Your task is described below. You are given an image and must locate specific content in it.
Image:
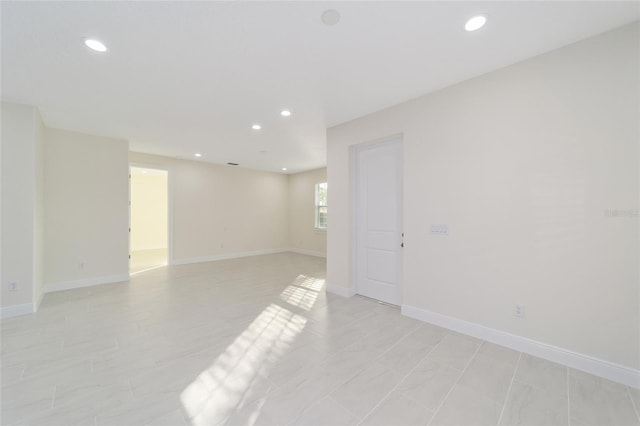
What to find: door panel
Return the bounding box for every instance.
[356,138,403,305]
[367,230,395,250]
[367,248,397,284]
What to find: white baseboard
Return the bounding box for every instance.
[34,291,44,312]
[44,274,130,294]
[288,248,327,258]
[0,303,35,319]
[401,304,640,389]
[326,283,356,298]
[172,248,289,265]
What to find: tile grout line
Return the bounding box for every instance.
[286,394,334,426]
[51,385,57,409]
[355,333,445,425]
[332,374,387,421]
[309,366,374,421]
[369,323,425,364]
[496,352,522,425]
[425,338,483,426]
[295,323,413,414]
[127,378,135,399]
[627,387,640,422]
[507,359,566,396]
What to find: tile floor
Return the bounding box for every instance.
[1,253,639,426]
[130,249,168,275]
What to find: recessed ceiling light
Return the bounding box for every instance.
[465,15,487,32]
[84,38,107,52]
[322,9,341,26]
[252,124,262,130]
[194,153,202,157]
[281,167,287,171]
[280,110,292,117]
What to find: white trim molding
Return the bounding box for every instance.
[402,304,640,389]
[326,283,356,298]
[34,292,44,312]
[1,303,35,319]
[44,274,130,293]
[172,248,289,266]
[289,248,327,258]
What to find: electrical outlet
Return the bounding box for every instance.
[8,282,18,291]
[79,261,85,270]
[513,304,525,318]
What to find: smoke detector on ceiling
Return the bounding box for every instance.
[321,9,341,26]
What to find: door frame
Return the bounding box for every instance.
[129,162,173,272]
[350,134,404,305]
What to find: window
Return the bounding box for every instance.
[315,182,327,229]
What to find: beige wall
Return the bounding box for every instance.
[288,168,327,256]
[44,128,130,286]
[130,170,168,251]
[129,152,289,263]
[327,23,639,370]
[1,102,44,312]
[33,106,45,308]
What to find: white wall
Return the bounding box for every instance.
[44,129,129,288]
[129,152,289,263]
[33,106,45,308]
[130,169,168,251]
[288,168,327,257]
[1,102,44,314]
[327,23,639,371]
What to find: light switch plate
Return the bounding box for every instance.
[430,224,448,235]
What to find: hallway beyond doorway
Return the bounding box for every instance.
[130,248,168,274]
[129,166,169,274]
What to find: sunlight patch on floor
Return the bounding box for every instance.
[279,275,325,311]
[294,274,325,291]
[181,274,324,424]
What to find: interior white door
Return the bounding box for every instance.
[356,138,403,305]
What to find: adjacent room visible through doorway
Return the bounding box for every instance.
[129,166,168,274]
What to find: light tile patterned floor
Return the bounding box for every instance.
[1,253,639,426]
[130,249,168,274]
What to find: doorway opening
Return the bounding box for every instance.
[129,166,169,274]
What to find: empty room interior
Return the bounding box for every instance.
[1,2,639,426]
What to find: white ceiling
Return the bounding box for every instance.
[2,2,638,174]
[130,166,168,177]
